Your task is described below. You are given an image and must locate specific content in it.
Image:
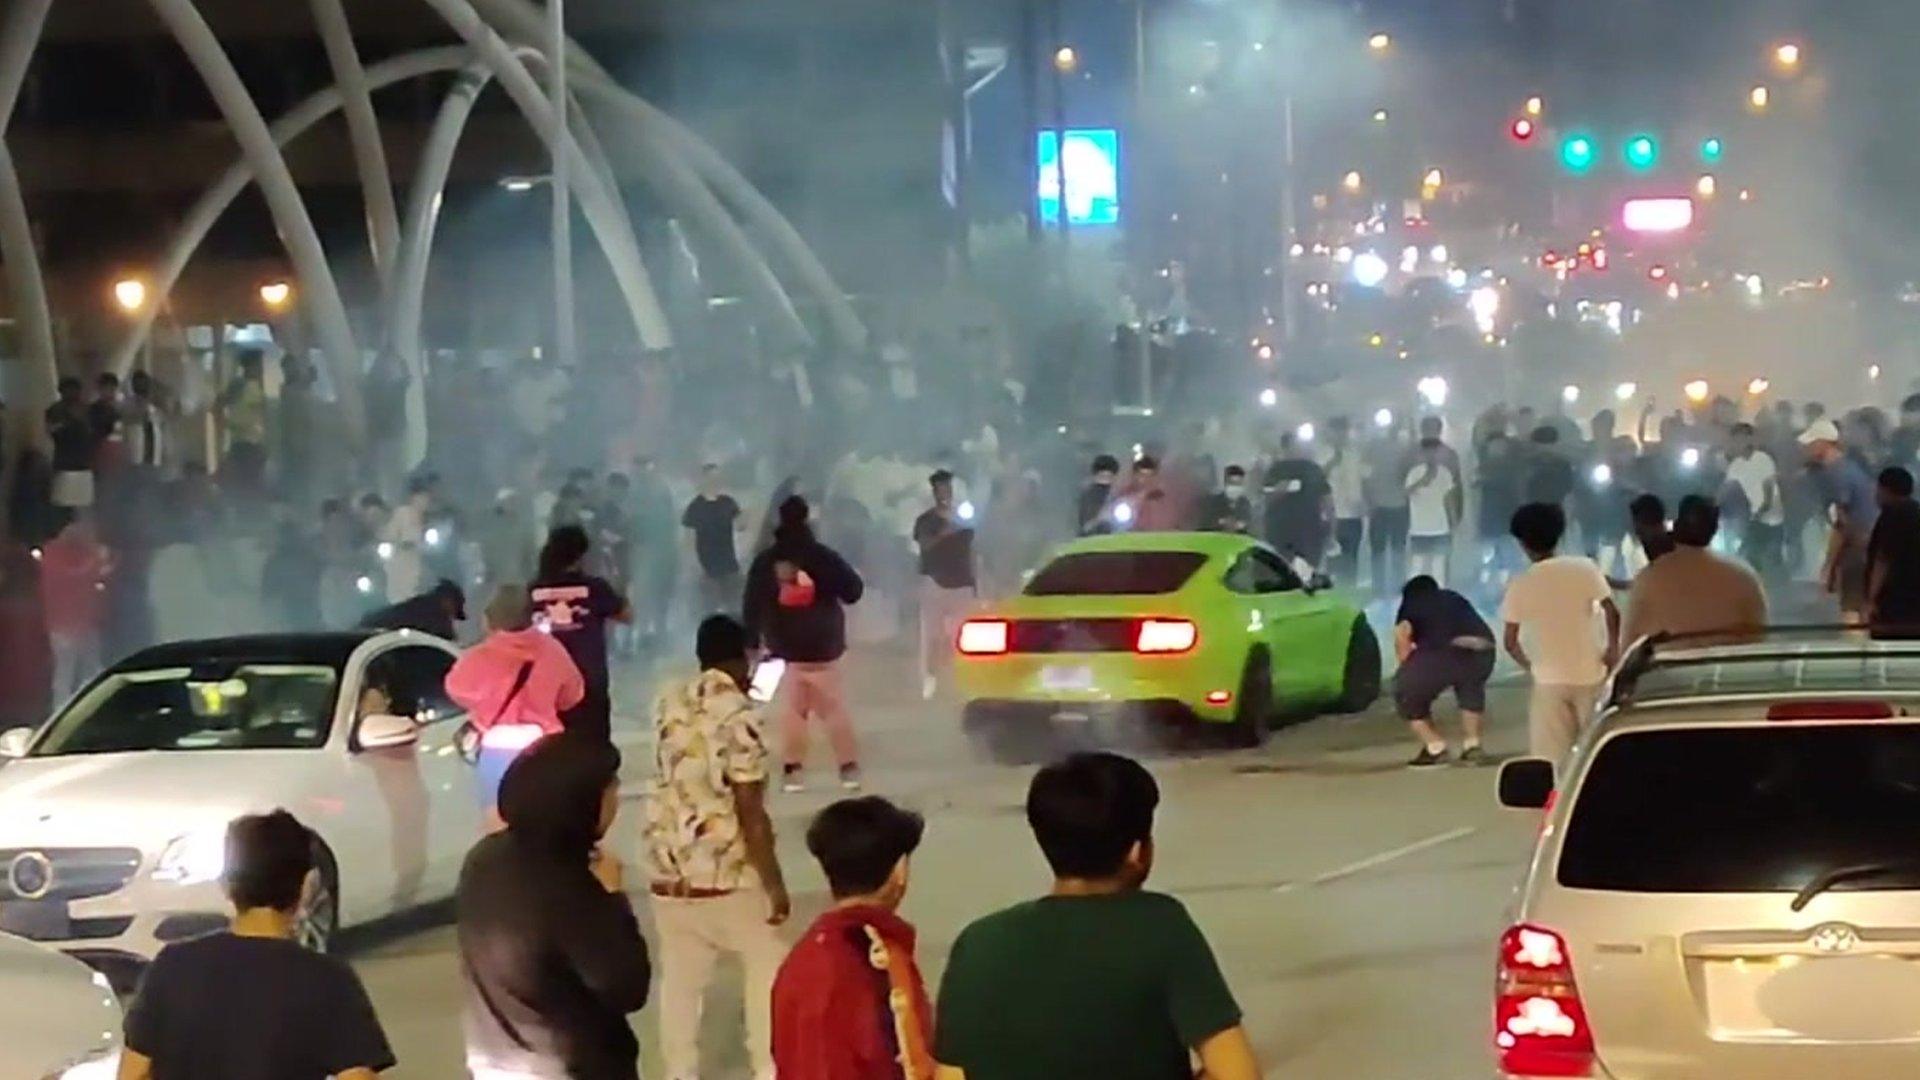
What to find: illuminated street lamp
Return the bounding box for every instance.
[259,281,293,311]
[112,277,148,314]
[1342,170,1364,193]
[1773,42,1802,72]
[1747,377,1771,396]
[1052,45,1078,73]
[1524,95,1544,117]
[1749,85,1771,111]
[1696,174,1718,198]
[1371,108,1390,123]
[1368,32,1391,53]
[1422,167,1445,190]
[1684,379,1711,404]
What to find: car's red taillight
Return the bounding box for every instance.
[1135,618,1198,654]
[1495,924,1594,1077]
[957,619,1010,656]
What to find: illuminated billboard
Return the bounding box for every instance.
[1037,128,1120,226]
[1621,196,1695,234]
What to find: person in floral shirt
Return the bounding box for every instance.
[643,614,790,1080]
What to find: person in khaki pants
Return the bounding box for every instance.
[643,615,791,1080]
[1500,503,1620,774]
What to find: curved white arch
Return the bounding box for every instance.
[308,0,400,285]
[147,0,367,435]
[412,0,672,351]
[468,0,867,353]
[109,47,474,376]
[109,47,672,375]
[0,0,57,441]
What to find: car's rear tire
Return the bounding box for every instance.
[296,845,340,954]
[1336,616,1383,713]
[1228,651,1273,748]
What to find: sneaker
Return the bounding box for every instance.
[1407,746,1451,769]
[1457,745,1488,767]
[921,675,938,701]
[781,766,806,794]
[839,764,863,791]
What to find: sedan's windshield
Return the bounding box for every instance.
[32,665,341,756]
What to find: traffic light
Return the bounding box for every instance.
[1510,117,1536,142]
[1624,134,1659,171]
[1700,137,1724,163]
[1560,134,1597,173]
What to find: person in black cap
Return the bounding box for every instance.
[359,578,466,641]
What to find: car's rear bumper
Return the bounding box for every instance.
[953,653,1238,723]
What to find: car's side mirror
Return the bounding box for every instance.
[355,713,419,751]
[0,727,32,758]
[1498,758,1556,809]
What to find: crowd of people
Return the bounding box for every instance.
[115,608,1263,1080]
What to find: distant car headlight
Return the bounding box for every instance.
[45,1048,119,1080]
[153,830,226,885]
[376,541,395,561]
[423,526,443,549]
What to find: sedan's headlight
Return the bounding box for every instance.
[153,830,226,885]
[43,1048,119,1080]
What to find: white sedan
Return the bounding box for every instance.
[0,930,120,1079]
[0,629,479,991]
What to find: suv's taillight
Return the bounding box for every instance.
[1495,924,1594,1077]
[957,619,1010,655]
[1134,618,1198,654]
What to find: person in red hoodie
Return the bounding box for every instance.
[445,585,585,825]
[772,796,933,1080]
[38,514,112,704]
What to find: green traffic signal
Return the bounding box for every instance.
[1701,137,1724,163]
[1625,134,1659,171]
[1560,134,1597,173]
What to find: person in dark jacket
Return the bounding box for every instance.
[532,525,632,743]
[457,733,652,1080]
[743,495,867,793]
[359,578,466,641]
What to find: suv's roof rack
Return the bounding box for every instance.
[1606,624,1920,710]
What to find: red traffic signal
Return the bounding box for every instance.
[1510,117,1537,142]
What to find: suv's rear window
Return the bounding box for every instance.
[1559,725,1920,893]
[1024,551,1208,596]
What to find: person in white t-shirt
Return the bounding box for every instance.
[1404,437,1458,586]
[1722,422,1784,582]
[1500,502,1621,771]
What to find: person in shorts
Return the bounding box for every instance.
[1801,419,1880,624]
[1394,575,1497,768]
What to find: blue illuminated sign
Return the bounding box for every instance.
[1037,128,1120,226]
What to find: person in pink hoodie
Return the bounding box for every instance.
[446,585,586,824]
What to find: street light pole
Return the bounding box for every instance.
[548,0,575,369]
[1048,0,1070,248]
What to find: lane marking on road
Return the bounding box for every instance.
[1273,825,1479,894]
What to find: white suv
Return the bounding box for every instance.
[1496,632,1920,1079]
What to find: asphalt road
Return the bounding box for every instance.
[344,641,1540,1080]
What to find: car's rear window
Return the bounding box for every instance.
[1558,724,1920,893]
[1024,551,1208,596]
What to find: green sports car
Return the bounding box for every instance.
[954,531,1381,755]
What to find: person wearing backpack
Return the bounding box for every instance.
[446,585,587,826]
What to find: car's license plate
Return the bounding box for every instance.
[1040,665,1095,692]
[0,899,70,941]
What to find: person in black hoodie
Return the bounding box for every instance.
[457,733,651,1080]
[743,495,867,793]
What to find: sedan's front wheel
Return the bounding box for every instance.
[296,846,340,954]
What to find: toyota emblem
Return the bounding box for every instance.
[6,851,53,901]
[1810,922,1861,954]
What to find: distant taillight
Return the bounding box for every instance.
[957,620,1010,656]
[1135,619,1198,654]
[1495,924,1594,1077]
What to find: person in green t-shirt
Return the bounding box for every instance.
[933,752,1261,1080]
